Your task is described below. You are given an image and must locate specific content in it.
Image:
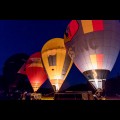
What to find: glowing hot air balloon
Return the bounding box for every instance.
[41,38,73,92]
[25,52,48,92]
[64,20,120,90]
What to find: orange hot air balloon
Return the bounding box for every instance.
[25,52,48,92]
[18,62,26,75]
[41,38,73,92]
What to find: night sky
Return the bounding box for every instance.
[0,20,120,89]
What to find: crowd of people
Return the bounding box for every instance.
[93,88,106,100]
[0,88,106,100]
[0,90,42,100]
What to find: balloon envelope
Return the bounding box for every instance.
[64,20,120,89]
[25,52,48,92]
[18,63,26,75]
[41,38,73,92]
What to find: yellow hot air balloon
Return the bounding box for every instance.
[41,38,73,92]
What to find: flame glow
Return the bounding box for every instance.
[55,79,59,92]
[92,70,98,89]
[35,80,39,86]
[55,83,59,91]
[94,78,98,89]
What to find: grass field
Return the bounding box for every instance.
[41,96,54,100]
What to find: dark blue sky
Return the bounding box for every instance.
[0,20,120,88]
[0,20,70,74]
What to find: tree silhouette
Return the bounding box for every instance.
[2,53,29,93]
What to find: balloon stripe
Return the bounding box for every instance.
[92,20,104,31]
[81,20,93,34]
[90,54,97,69]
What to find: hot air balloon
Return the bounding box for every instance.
[64,20,120,91]
[41,38,73,92]
[25,52,48,92]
